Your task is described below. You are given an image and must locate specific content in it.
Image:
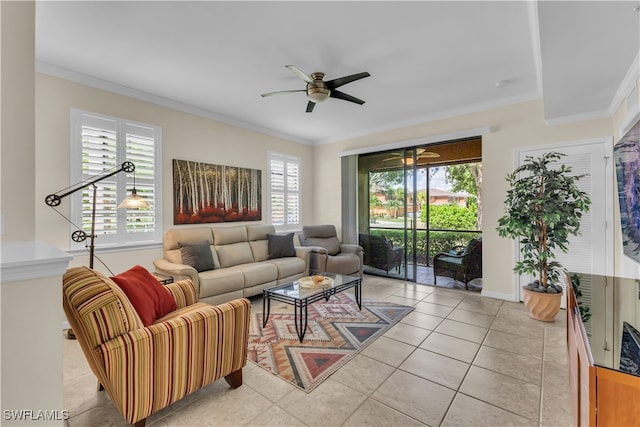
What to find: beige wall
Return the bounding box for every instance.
[34,70,636,300]
[35,74,314,275]
[314,100,612,299]
[1,1,35,241]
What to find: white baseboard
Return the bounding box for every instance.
[480,289,519,302]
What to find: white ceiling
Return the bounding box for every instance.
[35,1,640,145]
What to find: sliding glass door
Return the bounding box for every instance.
[357,138,482,284]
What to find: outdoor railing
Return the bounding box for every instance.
[367,225,481,266]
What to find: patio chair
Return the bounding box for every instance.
[359,233,403,273]
[433,236,482,289]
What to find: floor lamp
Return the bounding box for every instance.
[45,161,149,269]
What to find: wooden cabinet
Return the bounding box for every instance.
[567,282,640,426]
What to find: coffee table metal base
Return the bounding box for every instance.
[262,275,362,342]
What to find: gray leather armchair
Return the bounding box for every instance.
[297,225,363,276]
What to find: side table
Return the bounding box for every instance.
[153,272,173,285]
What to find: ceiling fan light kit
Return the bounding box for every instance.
[261,65,370,113]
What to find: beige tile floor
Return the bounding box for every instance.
[63,275,573,427]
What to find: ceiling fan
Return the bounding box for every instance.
[383,148,441,164]
[261,65,370,113]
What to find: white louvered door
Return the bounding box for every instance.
[514,138,613,310]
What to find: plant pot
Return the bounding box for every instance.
[522,287,562,322]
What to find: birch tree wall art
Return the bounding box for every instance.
[173,159,262,224]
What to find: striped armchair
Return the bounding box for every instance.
[62,266,250,427]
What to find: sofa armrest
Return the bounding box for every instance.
[304,246,328,274]
[153,258,200,292]
[294,246,313,276]
[98,298,251,424]
[304,245,329,255]
[163,279,198,309]
[340,244,363,255]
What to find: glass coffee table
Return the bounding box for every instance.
[262,273,362,342]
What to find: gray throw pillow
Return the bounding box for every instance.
[267,233,296,259]
[179,241,215,272]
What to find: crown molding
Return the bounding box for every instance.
[36,61,313,146]
[609,50,640,117]
[317,91,539,146]
[544,108,611,126]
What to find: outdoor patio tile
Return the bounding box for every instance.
[435,319,488,343]
[331,354,395,395]
[400,348,470,390]
[482,329,543,360]
[447,307,496,328]
[343,399,427,427]
[400,311,444,330]
[277,379,367,427]
[413,301,454,317]
[422,293,464,307]
[473,346,543,385]
[441,393,537,427]
[383,322,431,346]
[372,370,456,426]
[460,366,540,421]
[419,332,480,363]
[361,336,416,367]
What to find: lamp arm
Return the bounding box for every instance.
[45,161,135,206]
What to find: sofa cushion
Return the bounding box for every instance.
[304,236,341,256]
[249,240,269,262]
[111,265,177,327]
[231,263,277,287]
[266,257,306,279]
[198,268,245,298]
[247,224,275,241]
[164,227,213,251]
[179,241,216,272]
[216,242,254,268]
[302,225,341,256]
[268,233,296,259]
[213,225,247,245]
[326,253,361,276]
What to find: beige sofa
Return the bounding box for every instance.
[154,224,311,305]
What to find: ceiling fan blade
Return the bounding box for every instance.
[330,90,365,105]
[261,89,306,97]
[325,72,370,90]
[286,65,313,83]
[418,152,441,158]
[306,101,316,113]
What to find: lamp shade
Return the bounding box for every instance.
[118,189,149,209]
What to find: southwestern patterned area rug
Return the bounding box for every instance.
[247,292,414,392]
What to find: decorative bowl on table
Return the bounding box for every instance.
[298,275,334,288]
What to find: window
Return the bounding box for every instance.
[70,109,162,249]
[268,152,300,229]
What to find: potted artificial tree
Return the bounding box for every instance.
[496,152,591,321]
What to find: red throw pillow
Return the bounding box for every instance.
[111,265,177,326]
